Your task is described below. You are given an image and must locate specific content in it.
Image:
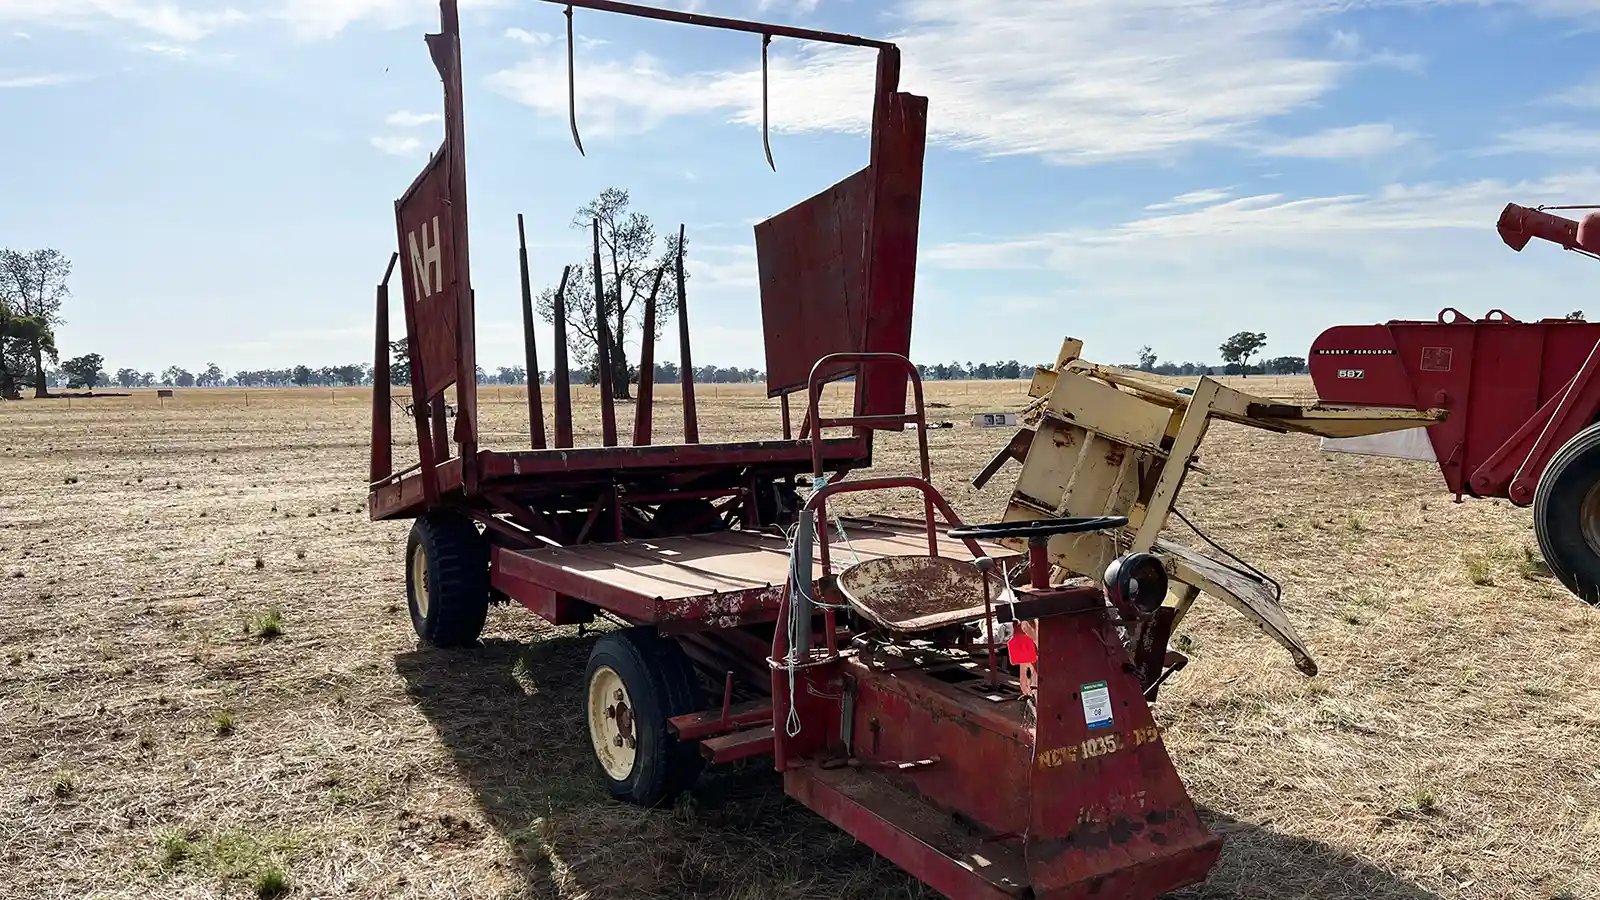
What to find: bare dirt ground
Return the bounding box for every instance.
[2,379,1597,900]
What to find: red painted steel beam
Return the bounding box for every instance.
[535,0,894,49]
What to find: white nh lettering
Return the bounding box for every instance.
[408,216,443,298]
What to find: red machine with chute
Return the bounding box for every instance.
[1311,202,1600,603]
[370,2,1239,897]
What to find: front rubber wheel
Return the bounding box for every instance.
[584,628,704,806]
[405,512,490,645]
[1534,423,1600,605]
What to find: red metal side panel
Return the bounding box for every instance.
[396,149,461,402]
[1312,314,1600,499]
[755,167,872,396]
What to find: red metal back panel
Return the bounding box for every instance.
[1311,313,1600,497]
[396,149,461,401]
[755,167,872,395]
[756,88,927,413]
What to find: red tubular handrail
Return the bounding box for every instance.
[802,353,934,656]
[768,475,983,770]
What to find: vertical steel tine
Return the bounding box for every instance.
[565,5,586,156]
[761,34,775,171]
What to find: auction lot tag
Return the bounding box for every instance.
[1081,680,1113,730]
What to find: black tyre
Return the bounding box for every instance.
[405,511,491,645]
[583,628,704,806]
[1534,423,1600,605]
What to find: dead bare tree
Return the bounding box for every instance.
[535,189,683,399]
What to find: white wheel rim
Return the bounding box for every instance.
[587,665,637,781]
[410,544,430,619]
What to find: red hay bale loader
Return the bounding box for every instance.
[1311,203,1600,603]
[365,2,1351,896]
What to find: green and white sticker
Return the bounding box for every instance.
[1081,680,1113,730]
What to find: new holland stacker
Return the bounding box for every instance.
[369,3,1438,896]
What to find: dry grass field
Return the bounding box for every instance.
[2,379,1598,900]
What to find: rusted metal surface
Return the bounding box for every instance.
[838,555,988,632]
[756,168,872,395]
[857,78,925,424]
[516,214,546,450]
[489,516,1017,626]
[540,0,894,49]
[675,224,699,443]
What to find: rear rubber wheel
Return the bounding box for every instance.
[1534,423,1600,605]
[584,628,704,806]
[405,512,490,645]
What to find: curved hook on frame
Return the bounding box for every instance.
[761,33,775,171]
[565,5,585,156]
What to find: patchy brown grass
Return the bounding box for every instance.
[1,379,1597,900]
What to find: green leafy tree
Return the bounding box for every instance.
[115,368,140,388]
[1136,346,1158,372]
[291,365,312,387]
[536,188,685,400]
[1219,331,1268,376]
[0,249,71,397]
[61,353,104,389]
[163,366,194,387]
[389,339,411,386]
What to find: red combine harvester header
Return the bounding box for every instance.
[1311,203,1600,603]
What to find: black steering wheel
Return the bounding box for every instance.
[948,516,1128,540]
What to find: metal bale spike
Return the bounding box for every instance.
[634,266,664,446]
[564,5,585,156]
[553,264,574,448]
[676,223,699,443]
[370,252,399,484]
[593,218,618,446]
[517,214,547,450]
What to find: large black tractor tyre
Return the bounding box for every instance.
[1534,423,1600,605]
[583,628,705,807]
[405,511,491,645]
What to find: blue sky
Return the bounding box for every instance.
[3,0,1600,376]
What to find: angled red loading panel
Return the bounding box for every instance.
[756,48,927,426]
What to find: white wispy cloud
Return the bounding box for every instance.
[491,0,1349,163]
[0,71,88,88]
[1258,123,1420,159]
[0,1,246,41]
[1485,124,1600,157]
[1146,187,1235,211]
[504,26,551,45]
[385,109,440,127]
[922,169,1600,362]
[369,134,425,157]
